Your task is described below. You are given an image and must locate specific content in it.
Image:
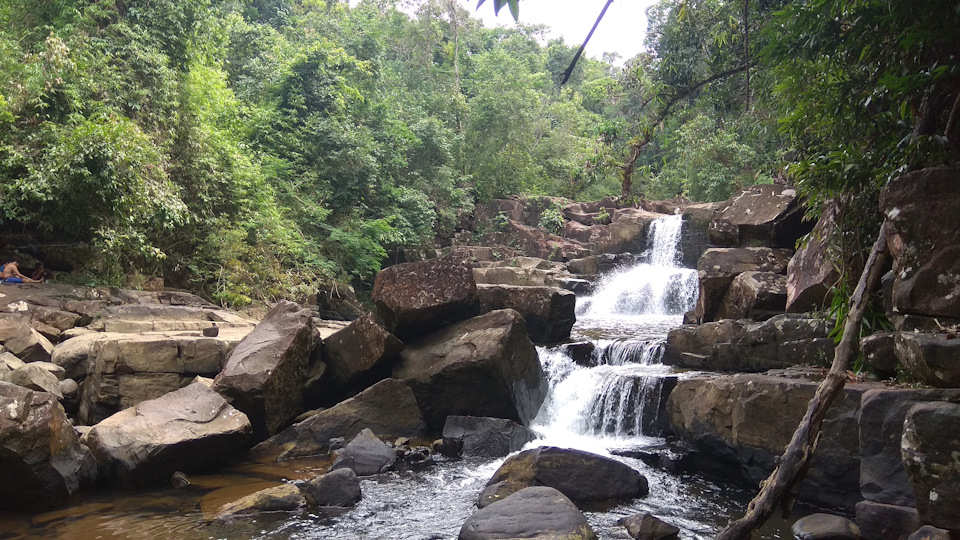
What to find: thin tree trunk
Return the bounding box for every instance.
[716,230,890,540]
[743,0,750,112]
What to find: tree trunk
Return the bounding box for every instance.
[716,229,889,540]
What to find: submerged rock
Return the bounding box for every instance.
[214,484,304,521]
[479,446,648,508]
[301,468,361,507]
[619,513,680,540]
[329,428,396,476]
[460,486,597,540]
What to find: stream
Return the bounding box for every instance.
[0,215,816,539]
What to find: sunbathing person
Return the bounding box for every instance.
[1,261,44,283]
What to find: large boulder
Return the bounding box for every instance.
[76,330,247,425]
[715,271,787,321]
[213,300,316,439]
[84,382,252,486]
[856,501,920,540]
[901,401,960,532]
[894,332,960,387]
[442,416,537,458]
[321,313,404,396]
[460,486,597,540]
[252,378,426,460]
[709,184,811,248]
[393,309,547,430]
[858,388,960,507]
[879,166,960,319]
[667,374,874,510]
[0,383,97,508]
[694,247,793,323]
[2,362,63,398]
[619,513,681,540]
[329,428,396,476]
[786,202,840,312]
[791,514,859,540]
[477,284,576,344]
[371,252,481,342]
[0,315,55,363]
[479,446,648,508]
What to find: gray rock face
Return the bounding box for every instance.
[716,271,787,321]
[479,446,648,508]
[858,388,960,506]
[213,300,316,439]
[619,513,680,540]
[895,332,960,387]
[372,252,481,342]
[786,202,840,313]
[84,382,252,486]
[901,401,960,532]
[694,247,793,323]
[880,166,960,319]
[330,428,396,476]
[856,501,919,540]
[0,315,55,363]
[861,332,898,377]
[908,525,952,540]
[442,416,537,458]
[214,484,304,521]
[322,312,404,395]
[708,184,810,248]
[791,513,859,540]
[252,378,426,461]
[301,468,361,507]
[393,309,547,430]
[460,486,597,540]
[667,374,873,510]
[477,284,576,344]
[0,383,98,508]
[3,362,63,398]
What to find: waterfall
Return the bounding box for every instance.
[531,214,697,447]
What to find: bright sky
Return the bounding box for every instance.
[462,0,658,63]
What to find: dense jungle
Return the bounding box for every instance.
[2,0,956,308]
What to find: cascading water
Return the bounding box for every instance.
[531,214,695,447]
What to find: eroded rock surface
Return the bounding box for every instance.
[460,486,597,540]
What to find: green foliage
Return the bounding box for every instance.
[538,203,565,235]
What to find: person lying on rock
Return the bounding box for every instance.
[1,260,45,283]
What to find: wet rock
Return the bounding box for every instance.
[322,312,404,396]
[372,252,480,342]
[253,378,425,460]
[895,332,960,387]
[213,300,316,439]
[301,468,361,507]
[479,446,648,508]
[84,382,251,487]
[667,374,872,510]
[0,315,55,363]
[170,471,191,489]
[0,383,98,508]
[477,284,576,344]
[3,363,63,398]
[558,341,597,367]
[786,202,840,313]
[442,416,537,458]
[861,332,898,377]
[908,525,952,540]
[393,309,546,430]
[330,428,396,476]
[460,486,597,540]
[566,254,621,277]
[716,271,787,321]
[708,184,811,248]
[858,388,960,506]
[879,165,960,319]
[619,513,680,540]
[214,484,304,521]
[901,401,960,532]
[855,501,919,540]
[791,513,859,540]
[694,247,793,323]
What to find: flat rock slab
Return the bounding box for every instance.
[84,382,252,487]
[0,382,98,508]
[460,486,597,540]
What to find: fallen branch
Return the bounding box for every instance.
[716,229,889,540]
